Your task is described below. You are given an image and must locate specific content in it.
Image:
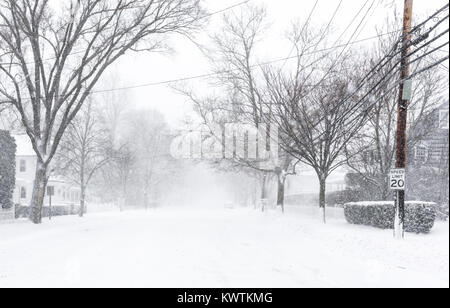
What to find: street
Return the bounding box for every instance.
[0,207,448,288]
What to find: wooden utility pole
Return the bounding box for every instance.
[394,0,414,239]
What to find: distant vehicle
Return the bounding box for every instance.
[224,203,235,210]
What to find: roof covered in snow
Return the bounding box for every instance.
[12,134,36,157]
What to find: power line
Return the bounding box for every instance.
[0,29,409,105]
[98,11,448,95]
[427,53,449,71]
[409,55,450,78]
[256,28,408,143]
[408,27,450,59]
[310,50,403,137]
[297,19,449,141]
[334,0,373,45]
[280,0,347,80]
[311,6,450,131]
[410,2,449,35]
[1,2,448,102]
[203,0,251,17]
[407,40,449,68]
[295,0,378,101]
[326,34,450,142]
[340,54,450,140]
[385,14,450,73]
[87,31,405,95]
[333,35,449,134]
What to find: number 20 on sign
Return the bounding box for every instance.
[390,169,406,190]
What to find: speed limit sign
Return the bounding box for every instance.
[390,169,406,190]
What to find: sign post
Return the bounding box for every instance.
[394,0,413,239]
[390,169,406,191]
[390,168,406,238]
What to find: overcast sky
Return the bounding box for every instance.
[94,0,449,127]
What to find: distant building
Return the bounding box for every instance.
[413,102,449,167]
[12,135,80,207]
[439,105,449,130]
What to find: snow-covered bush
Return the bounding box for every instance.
[0,131,16,210]
[344,201,437,234]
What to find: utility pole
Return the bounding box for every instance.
[394,0,414,239]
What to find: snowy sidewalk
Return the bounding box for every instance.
[0,207,448,288]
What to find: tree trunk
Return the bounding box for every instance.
[120,178,128,212]
[144,172,150,210]
[260,174,269,212]
[29,161,48,224]
[144,190,149,210]
[319,178,327,224]
[79,160,86,217]
[79,185,86,217]
[253,179,258,209]
[381,176,390,201]
[261,174,268,200]
[277,175,286,213]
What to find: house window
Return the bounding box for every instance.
[20,159,26,172]
[20,187,27,199]
[440,109,449,129]
[47,186,55,197]
[415,146,428,163]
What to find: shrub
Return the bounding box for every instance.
[344,201,437,234]
[0,131,16,210]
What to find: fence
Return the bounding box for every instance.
[15,204,81,219]
[0,205,15,222]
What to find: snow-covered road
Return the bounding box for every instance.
[0,207,448,288]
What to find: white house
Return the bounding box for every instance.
[12,135,80,207]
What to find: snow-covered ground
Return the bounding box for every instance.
[0,206,448,288]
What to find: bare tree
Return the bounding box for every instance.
[110,142,136,211]
[125,109,171,210]
[55,98,108,217]
[263,53,368,223]
[178,5,299,211]
[0,0,202,223]
[93,77,131,204]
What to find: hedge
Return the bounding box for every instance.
[0,131,16,210]
[344,201,437,234]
